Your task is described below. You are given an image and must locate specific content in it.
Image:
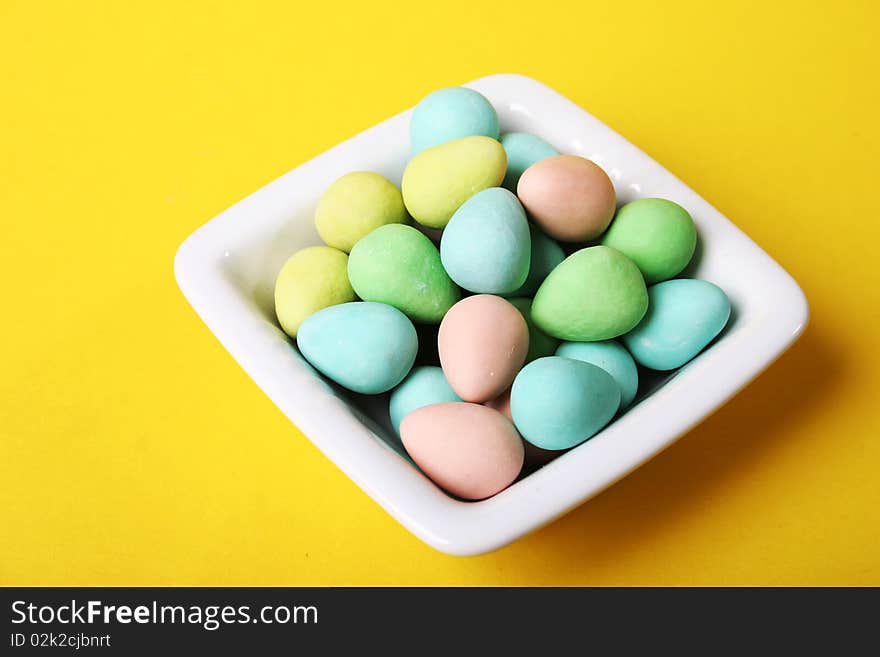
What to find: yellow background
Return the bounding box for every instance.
[2,0,879,586]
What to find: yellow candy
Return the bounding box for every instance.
[314,172,408,252]
[401,136,506,229]
[274,246,356,338]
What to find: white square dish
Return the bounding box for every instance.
[174,73,808,556]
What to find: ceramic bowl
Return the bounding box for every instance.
[174,74,808,556]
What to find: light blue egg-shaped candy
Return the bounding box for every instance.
[440,187,531,294]
[297,302,417,394]
[510,356,620,450]
[556,340,639,408]
[389,366,461,434]
[622,279,731,371]
[500,132,559,191]
[504,223,565,297]
[410,87,500,155]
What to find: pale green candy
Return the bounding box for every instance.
[410,87,499,155]
[622,279,731,371]
[556,340,639,408]
[504,224,565,297]
[440,187,531,294]
[601,198,697,284]
[532,246,648,341]
[297,302,417,394]
[510,356,620,450]
[274,246,356,338]
[500,132,559,191]
[315,171,408,253]
[347,224,460,324]
[508,298,559,363]
[401,136,506,229]
[389,366,461,434]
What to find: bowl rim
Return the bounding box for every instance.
[174,73,809,556]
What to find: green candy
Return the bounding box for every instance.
[532,246,648,341]
[508,297,559,363]
[601,198,697,284]
[315,171,408,253]
[401,135,506,229]
[347,224,460,324]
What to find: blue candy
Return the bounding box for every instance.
[510,356,620,450]
[622,279,731,371]
[440,187,531,294]
[410,87,499,155]
[297,302,417,394]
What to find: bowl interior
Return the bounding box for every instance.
[216,87,744,494]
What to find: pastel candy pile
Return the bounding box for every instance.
[273,85,731,501]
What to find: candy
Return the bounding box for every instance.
[500,132,559,191]
[507,297,559,363]
[401,402,523,500]
[532,245,648,341]
[274,246,356,338]
[601,198,697,283]
[272,86,736,503]
[347,224,460,324]
[556,340,639,408]
[503,223,565,298]
[410,87,499,155]
[517,155,616,242]
[440,187,531,294]
[510,356,620,450]
[314,171,408,253]
[297,302,417,394]
[402,136,506,229]
[438,295,529,403]
[622,279,731,370]
[389,366,461,435]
